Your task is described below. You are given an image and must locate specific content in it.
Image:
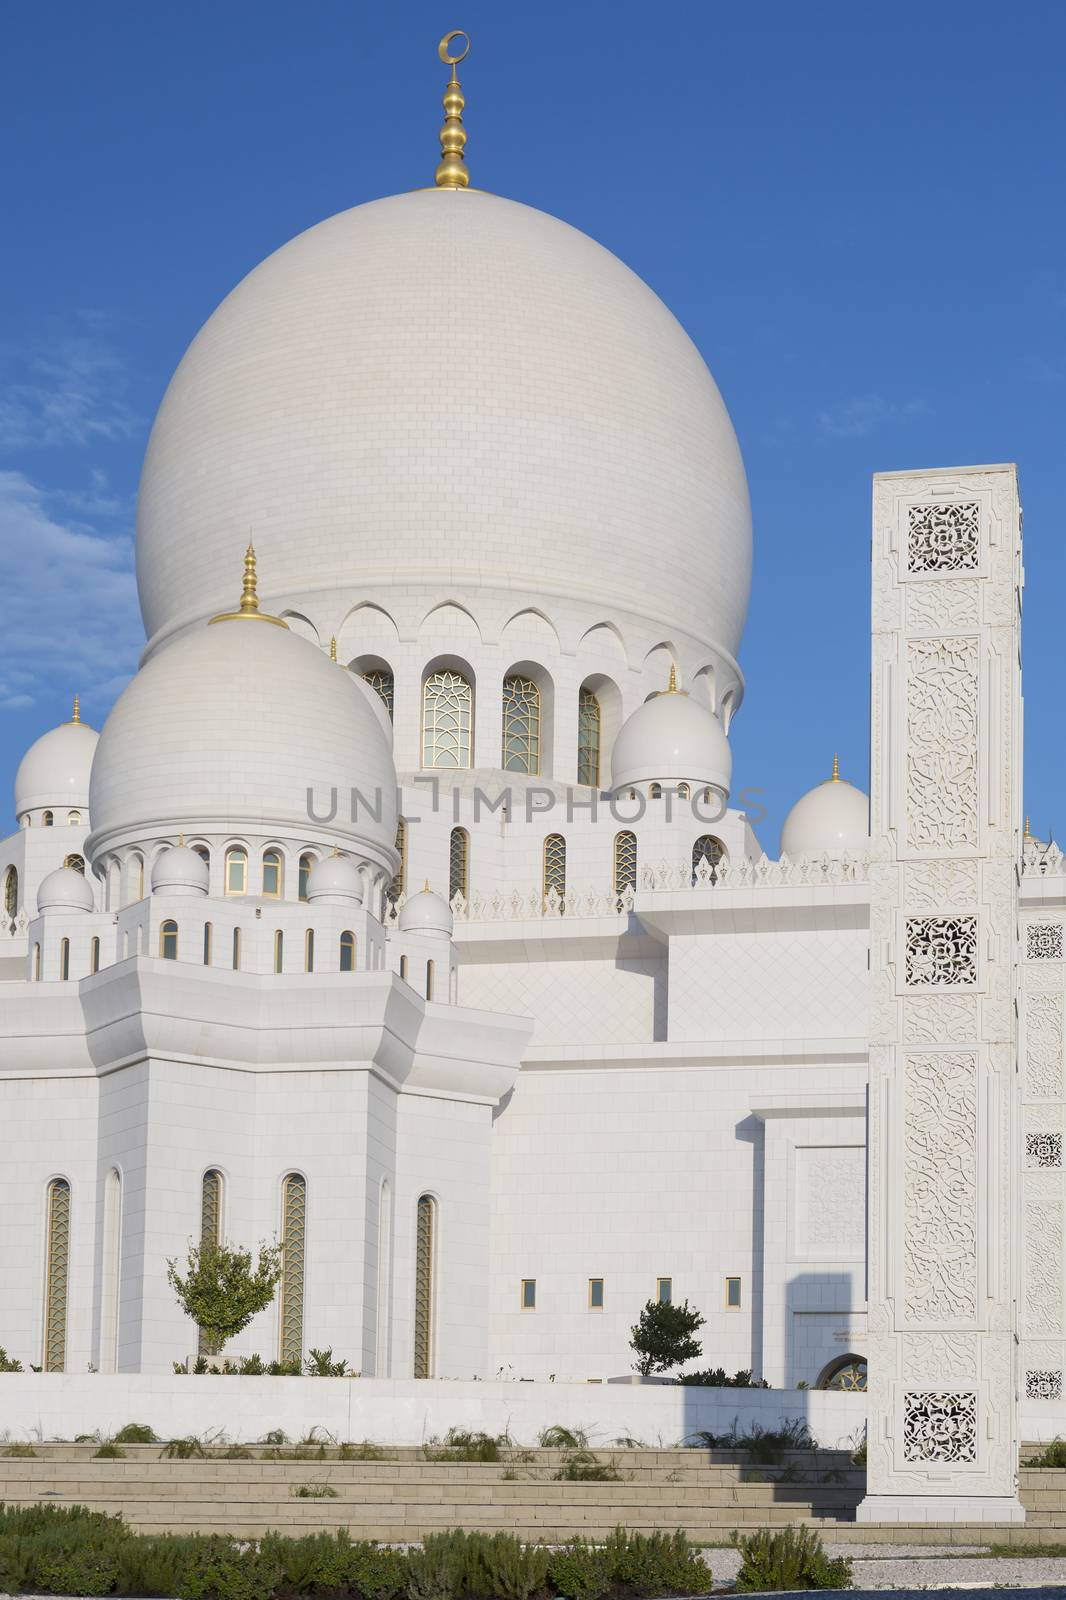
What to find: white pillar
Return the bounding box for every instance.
[860,466,1023,1523]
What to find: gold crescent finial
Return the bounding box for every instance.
[831,752,841,782]
[69,694,81,724]
[209,542,288,628]
[435,30,471,189]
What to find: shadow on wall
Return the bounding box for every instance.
[785,1270,864,1394]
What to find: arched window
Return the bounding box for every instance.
[273,930,284,974]
[387,819,407,907]
[225,847,247,896]
[100,1169,121,1372]
[304,929,315,972]
[650,783,662,800]
[59,938,70,980]
[613,830,637,905]
[279,1173,307,1365]
[43,1178,71,1372]
[376,1180,392,1377]
[262,849,283,898]
[678,783,690,800]
[63,854,84,874]
[298,853,315,903]
[192,845,210,865]
[67,810,81,825]
[819,1355,868,1392]
[203,923,213,965]
[32,943,41,981]
[199,1169,224,1356]
[692,835,726,883]
[340,930,356,972]
[132,854,144,900]
[160,920,178,960]
[362,668,395,721]
[413,1193,436,1379]
[501,675,540,774]
[426,959,435,1001]
[449,827,469,902]
[90,937,100,975]
[543,834,566,905]
[578,687,601,788]
[422,670,472,769]
[4,865,17,920]
[399,954,408,981]
[231,928,241,970]
[42,811,53,827]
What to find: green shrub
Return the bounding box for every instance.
[732,1526,852,1592]
[0,1347,24,1372]
[291,1481,338,1499]
[1026,1437,1066,1468]
[684,1418,816,1460]
[165,1436,208,1459]
[677,1368,770,1388]
[602,1528,713,1595]
[177,1537,282,1600]
[553,1448,621,1482]
[222,1443,254,1460]
[114,1421,160,1444]
[340,1439,383,1460]
[1,1441,37,1456]
[405,1531,470,1600]
[93,1441,126,1459]
[547,1540,611,1600]
[538,1425,589,1449]
[423,1427,507,1463]
[304,1346,353,1376]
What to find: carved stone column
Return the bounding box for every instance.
[860,467,1024,1523]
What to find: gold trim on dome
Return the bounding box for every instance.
[209,543,288,628]
[434,31,471,189]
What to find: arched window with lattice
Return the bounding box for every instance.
[63,854,85,874]
[613,830,637,906]
[386,818,407,907]
[225,847,247,896]
[692,835,725,884]
[298,853,315,903]
[362,668,395,721]
[449,827,469,903]
[340,930,356,972]
[578,687,601,787]
[198,1170,224,1356]
[43,1178,71,1371]
[279,1173,307,1366]
[818,1355,867,1392]
[422,670,472,769]
[413,1194,436,1379]
[160,920,178,960]
[543,834,566,907]
[501,675,540,774]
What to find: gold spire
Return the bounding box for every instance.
[68,694,81,724]
[661,663,687,696]
[435,31,471,189]
[209,542,288,628]
[831,753,841,782]
[1025,815,1032,839]
[330,635,338,662]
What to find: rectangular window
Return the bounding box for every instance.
[725,1276,742,1309]
[588,1277,604,1310]
[657,1277,672,1304]
[521,1279,536,1310]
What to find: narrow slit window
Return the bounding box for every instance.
[43,1179,71,1371]
[59,938,70,980]
[588,1277,604,1310]
[231,927,241,970]
[160,920,178,960]
[273,929,284,973]
[90,937,100,975]
[340,930,356,972]
[304,928,314,972]
[657,1277,672,1304]
[521,1279,536,1311]
[279,1173,307,1365]
[725,1276,742,1309]
[413,1194,436,1377]
[203,923,213,965]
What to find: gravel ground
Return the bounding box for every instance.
[701,1545,1066,1590]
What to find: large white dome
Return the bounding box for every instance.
[136,188,752,661]
[15,712,99,821]
[86,616,398,874]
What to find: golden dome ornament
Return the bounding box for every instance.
[435,30,471,189]
[209,542,288,628]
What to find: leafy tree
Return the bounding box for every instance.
[629,1297,705,1376]
[166,1239,283,1354]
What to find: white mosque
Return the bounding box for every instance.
[0,35,1061,1523]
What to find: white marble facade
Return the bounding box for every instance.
[0,152,1057,1522]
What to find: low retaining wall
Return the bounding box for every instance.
[0,1374,866,1449]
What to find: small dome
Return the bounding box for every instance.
[398,888,454,937]
[151,845,210,898]
[611,678,731,800]
[36,865,95,915]
[780,763,869,859]
[87,589,398,879]
[15,703,99,820]
[307,854,364,906]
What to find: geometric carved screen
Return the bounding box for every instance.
[905,916,978,988]
[578,687,601,788]
[413,1193,436,1380]
[906,635,979,853]
[904,1053,977,1322]
[1028,924,1065,962]
[906,503,980,575]
[198,1170,224,1357]
[1026,1370,1063,1400]
[43,1178,71,1373]
[902,1390,978,1462]
[279,1173,306,1366]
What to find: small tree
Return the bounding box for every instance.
[630,1297,705,1376]
[167,1239,283,1355]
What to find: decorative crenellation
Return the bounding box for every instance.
[904,1052,978,1322]
[1022,841,1066,878]
[1028,923,1065,962]
[903,1391,977,1463]
[905,915,978,988]
[906,502,980,575]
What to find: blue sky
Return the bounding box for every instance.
[0,0,1063,849]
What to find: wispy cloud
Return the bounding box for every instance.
[0,313,141,453]
[0,469,142,713]
[818,393,926,440]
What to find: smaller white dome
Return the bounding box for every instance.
[780,765,869,859]
[36,866,95,915]
[398,888,454,937]
[611,680,731,799]
[152,846,210,898]
[307,854,364,906]
[15,707,99,820]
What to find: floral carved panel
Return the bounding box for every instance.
[904,860,979,911]
[902,1391,977,1463]
[904,1052,978,1322]
[901,1333,978,1383]
[1028,924,1065,962]
[1026,993,1064,1100]
[905,916,978,988]
[1026,1133,1063,1169]
[906,503,980,575]
[1025,1180,1063,1336]
[1026,1370,1063,1401]
[905,634,980,853]
[904,996,979,1045]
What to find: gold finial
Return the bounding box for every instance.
[831,753,841,782]
[1025,815,1032,839]
[209,542,288,628]
[435,31,471,189]
[178,833,185,847]
[424,878,431,893]
[667,664,678,693]
[69,694,81,724]
[330,635,338,662]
